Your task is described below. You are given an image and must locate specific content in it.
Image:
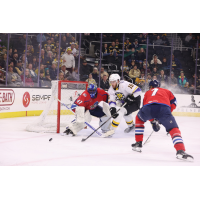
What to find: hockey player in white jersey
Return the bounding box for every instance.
[108,74,142,134]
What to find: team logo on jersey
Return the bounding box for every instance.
[83,93,87,97]
[115,92,125,101]
[90,101,98,109]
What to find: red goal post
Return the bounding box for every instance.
[57,80,88,133]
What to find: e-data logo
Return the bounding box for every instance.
[23,92,30,107]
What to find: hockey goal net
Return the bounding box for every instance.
[26,80,88,133]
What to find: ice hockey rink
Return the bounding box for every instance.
[0,115,199,166]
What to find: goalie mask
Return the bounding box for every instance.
[87,84,97,98]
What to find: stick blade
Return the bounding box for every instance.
[81,139,86,142]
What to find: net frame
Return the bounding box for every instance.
[57,80,88,133]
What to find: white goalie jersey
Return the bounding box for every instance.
[108,80,142,107]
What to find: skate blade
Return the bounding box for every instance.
[132,147,142,153]
[124,126,135,133]
[176,155,194,162]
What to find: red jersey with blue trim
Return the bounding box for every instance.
[74,88,108,110]
[143,87,177,112]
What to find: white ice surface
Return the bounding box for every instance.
[0,115,199,166]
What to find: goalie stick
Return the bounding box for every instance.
[81,103,127,142]
[54,96,102,137]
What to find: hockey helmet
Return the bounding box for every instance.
[87,84,97,98]
[149,80,160,88]
[109,74,121,83]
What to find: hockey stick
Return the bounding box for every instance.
[81,103,127,142]
[54,96,102,137]
[143,130,154,146]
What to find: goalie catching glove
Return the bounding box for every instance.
[151,119,160,132]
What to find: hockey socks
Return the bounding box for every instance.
[135,115,144,142]
[169,128,185,151]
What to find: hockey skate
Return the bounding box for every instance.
[101,130,115,138]
[63,129,75,137]
[132,141,142,153]
[176,150,194,161]
[124,124,135,133]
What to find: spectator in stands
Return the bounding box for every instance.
[7,65,22,86]
[12,53,19,67]
[92,67,99,85]
[60,64,69,79]
[162,35,170,46]
[28,63,37,83]
[61,47,75,73]
[100,74,109,91]
[125,48,137,64]
[150,54,162,65]
[197,74,200,93]
[102,43,110,57]
[100,67,109,79]
[152,75,158,80]
[157,70,168,88]
[189,74,198,90]
[147,73,152,83]
[124,38,132,50]
[20,34,32,47]
[86,73,97,85]
[9,48,13,59]
[44,38,52,51]
[178,71,188,88]
[129,65,141,83]
[45,45,51,54]
[61,36,68,50]
[66,33,73,44]
[14,60,23,76]
[80,60,93,81]
[150,56,162,70]
[153,35,163,45]
[72,67,79,81]
[109,41,121,59]
[131,39,139,50]
[21,69,34,87]
[40,49,46,65]
[138,34,144,44]
[185,33,192,47]
[26,50,32,64]
[140,62,151,74]
[129,60,136,69]
[39,71,48,87]
[32,56,38,71]
[167,54,182,75]
[121,60,129,75]
[45,51,53,67]
[37,34,46,43]
[137,48,146,61]
[70,42,76,56]
[151,67,159,77]
[162,57,168,68]
[49,63,57,80]
[0,53,7,69]
[59,72,64,81]
[115,38,122,49]
[168,71,178,90]
[135,72,146,91]
[94,61,99,68]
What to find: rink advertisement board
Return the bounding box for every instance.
[0,88,200,118]
[0,88,52,118]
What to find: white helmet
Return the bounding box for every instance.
[109,74,121,83]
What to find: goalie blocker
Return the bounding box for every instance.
[64,84,114,137]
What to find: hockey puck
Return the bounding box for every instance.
[49,138,53,142]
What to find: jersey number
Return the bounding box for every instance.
[76,100,83,104]
[151,88,159,96]
[128,84,134,89]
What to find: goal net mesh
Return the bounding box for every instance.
[26,81,87,133]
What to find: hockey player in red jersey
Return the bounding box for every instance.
[132,80,193,161]
[63,84,114,137]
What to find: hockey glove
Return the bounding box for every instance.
[63,129,75,136]
[110,107,119,119]
[125,95,135,105]
[151,119,160,132]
